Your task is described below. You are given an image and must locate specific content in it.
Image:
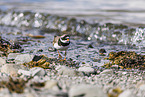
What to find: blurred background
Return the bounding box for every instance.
[0,0,145,27]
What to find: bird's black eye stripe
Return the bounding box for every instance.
[58,38,70,46]
[61,35,70,40]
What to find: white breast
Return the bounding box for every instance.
[54,43,69,50]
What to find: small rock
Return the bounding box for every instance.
[56,65,83,77]
[18,69,32,76]
[0,57,6,65]
[7,53,20,60]
[25,93,35,97]
[99,49,107,55]
[99,48,106,53]
[122,72,127,75]
[139,84,145,91]
[118,89,135,97]
[87,44,94,48]
[0,88,11,97]
[111,65,119,69]
[15,54,34,64]
[44,80,60,91]
[1,64,28,76]
[32,55,43,61]
[69,84,107,97]
[18,67,46,77]
[100,69,113,74]
[30,67,46,76]
[48,47,56,52]
[78,66,95,74]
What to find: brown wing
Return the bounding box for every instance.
[53,36,60,45]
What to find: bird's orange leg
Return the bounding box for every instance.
[64,50,67,60]
[57,50,62,59]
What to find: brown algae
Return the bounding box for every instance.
[103,51,145,69]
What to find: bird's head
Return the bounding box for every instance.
[60,34,70,43]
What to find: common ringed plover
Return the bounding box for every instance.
[53,34,70,60]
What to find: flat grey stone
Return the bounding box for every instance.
[100,69,113,74]
[15,54,34,64]
[30,67,46,76]
[78,66,95,74]
[1,64,28,76]
[44,80,60,91]
[69,84,107,97]
[18,67,46,77]
[8,53,20,60]
[18,69,32,76]
[118,89,135,97]
[56,65,83,77]
[139,84,145,91]
[0,57,6,65]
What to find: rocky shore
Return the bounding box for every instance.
[0,51,144,97]
[0,10,144,97]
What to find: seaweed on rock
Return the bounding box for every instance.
[0,37,23,56]
[23,55,79,69]
[0,77,29,93]
[103,51,145,70]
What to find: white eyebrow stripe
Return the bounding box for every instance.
[66,37,69,38]
[60,38,69,43]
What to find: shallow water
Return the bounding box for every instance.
[0,0,145,26]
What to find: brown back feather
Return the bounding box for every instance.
[53,36,60,45]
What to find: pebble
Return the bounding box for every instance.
[18,67,46,77]
[111,64,119,69]
[69,84,107,97]
[0,57,6,65]
[139,84,145,91]
[118,89,135,97]
[15,54,34,64]
[7,53,20,60]
[100,69,113,74]
[55,65,83,77]
[78,66,95,75]
[30,67,46,76]
[44,80,60,91]
[1,64,28,76]
[0,88,11,97]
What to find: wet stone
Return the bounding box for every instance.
[78,63,95,75]
[15,54,34,64]
[69,84,107,97]
[30,67,46,76]
[7,53,20,63]
[1,64,28,76]
[139,84,145,91]
[18,67,46,77]
[8,53,20,60]
[56,65,83,77]
[44,80,60,91]
[48,47,56,52]
[100,69,113,74]
[32,55,43,61]
[118,89,135,97]
[99,48,106,54]
[0,57,6,65]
